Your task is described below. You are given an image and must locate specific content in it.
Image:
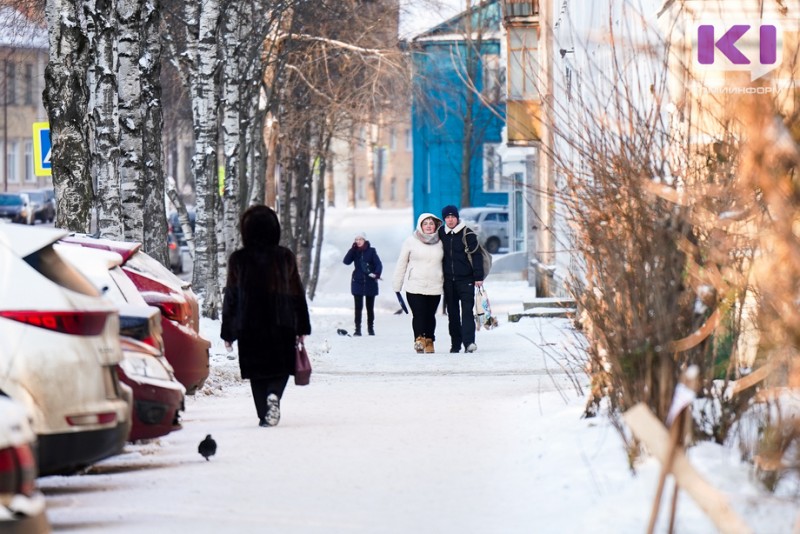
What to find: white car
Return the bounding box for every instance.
[0,224,131,475]
[459,206,510,254]
[0,395,49,532]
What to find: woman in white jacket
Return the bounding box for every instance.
[393,212,444,353]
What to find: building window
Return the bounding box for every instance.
[24,64,33,105]
[405,129,412,151]
[24,140,33,182]
[406,177,412,200]
[389,177,396,201]
[358,126,366,148]
[389,128,396,150]
[508,26,538,100]
[483,143,506,192]
[483,54,505,102]
[7,140,18,183]
[5,61,16,105]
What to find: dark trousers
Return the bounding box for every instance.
[405,292,441,341]
[443,278,476,350]
[354,295,375,329]
[250,375,289,420]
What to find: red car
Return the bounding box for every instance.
[118,337,185,441]
[60,235,210,394]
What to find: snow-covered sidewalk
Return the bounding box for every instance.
[39,306,798,533]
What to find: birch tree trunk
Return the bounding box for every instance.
[141,0,168,265]
[219,0,243,290]
[348,121,356,207]
[264,113,279,207]
[261,5,294,210]
[365,121,378,207]
[246,106,266,205]
[292,127,313,285]
[277,127,296,251]
[117,0,144,242]
[87,0,123,239]
[43,0,92,232]
[188,1,222,318]
[324,141,335,208]
[307,128,331,300]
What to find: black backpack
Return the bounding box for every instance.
[462,228,492,279]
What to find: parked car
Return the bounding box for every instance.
[458,205,510,254]
[168,210,195,248]
[39,188,56,219]
[0,395,49,532]
[0,192,34,225]
[55,245,186,442]
[118,337,185,441]
[20,190,54,223]
[60,235,210,394]
[0,224,131,475]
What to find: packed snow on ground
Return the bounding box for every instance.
[38,207,799,533]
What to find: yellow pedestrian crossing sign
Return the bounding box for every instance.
[32,122,51,177]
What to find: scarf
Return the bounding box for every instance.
[415,230,440,245]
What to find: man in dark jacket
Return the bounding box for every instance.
[438,205,483,353]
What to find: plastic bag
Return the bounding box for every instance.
[474,286,499,330]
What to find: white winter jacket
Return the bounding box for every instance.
[392,213,444,295]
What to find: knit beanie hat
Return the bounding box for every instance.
[441,205,459,219]
[354,231,367,240]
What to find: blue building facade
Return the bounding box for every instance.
[411,1,507,222]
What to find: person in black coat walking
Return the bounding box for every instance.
[221,205,311,427]
[438,205,484,353]
[343,231,383,336]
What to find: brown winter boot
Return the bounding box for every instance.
[414,336,425,353]
[424,338,435,354]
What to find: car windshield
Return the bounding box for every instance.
[24,192,43,202]
[0,194,22,206]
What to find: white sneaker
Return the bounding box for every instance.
[266,393,281,426]
[465,343,477,353]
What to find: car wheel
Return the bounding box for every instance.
[485,237,500,254]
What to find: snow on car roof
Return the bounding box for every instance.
[0,224,67,258]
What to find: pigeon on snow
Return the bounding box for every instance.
[198,434,217,461]
[336,328,350,337]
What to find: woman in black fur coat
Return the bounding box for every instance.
[221,205,311,427]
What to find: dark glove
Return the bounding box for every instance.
[352,242,358,249]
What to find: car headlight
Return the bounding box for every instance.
[120,353,173,381]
